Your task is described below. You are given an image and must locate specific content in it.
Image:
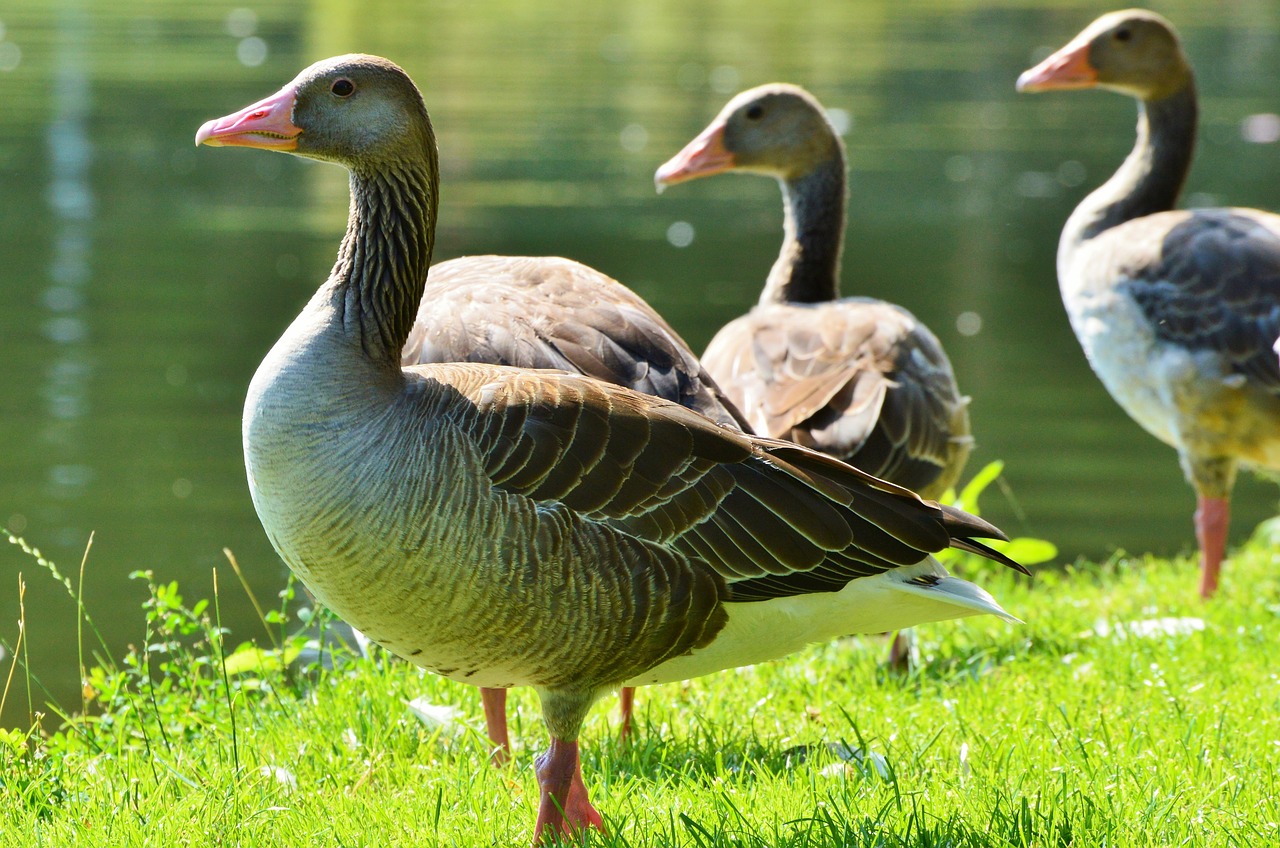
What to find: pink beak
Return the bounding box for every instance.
[654,120,736,190]
[195,84,303,150]
[1016,35,1098,93]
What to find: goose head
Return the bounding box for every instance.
[655,83,844,187]
[1016,9,1192,101]
[195,54,435,169]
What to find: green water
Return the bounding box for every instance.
[2,0,1278,720]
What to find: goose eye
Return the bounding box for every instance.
[1114,27,1132,42]
[332,78,355,97]
[745,105,764,120]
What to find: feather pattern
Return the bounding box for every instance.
[402,255,750,430]
[423,363,1022,607]
[1115,209,1280,392]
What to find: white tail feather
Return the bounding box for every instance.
[889,575,1021,624]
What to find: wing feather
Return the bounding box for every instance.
[405,255,754,429]
[1119,209,1280,393]
[418,363,1021,607]
[702,298,971,497]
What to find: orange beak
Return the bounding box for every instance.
[195,84,302,150]
[654,120,736,190]
[1016,35,1098,92]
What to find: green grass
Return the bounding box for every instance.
[2,530,1279,847]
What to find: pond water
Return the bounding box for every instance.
[2,0,1278,722]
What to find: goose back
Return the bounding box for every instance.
[402,254,749,429]
[703,297,971,496]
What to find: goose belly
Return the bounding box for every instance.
[251,459,534,686]
[1063,285,1184,447]
[1064,285,1280,468]
[243,386,552,686]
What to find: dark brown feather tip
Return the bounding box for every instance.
[938,503,1009,542]
[950,537,1030,575]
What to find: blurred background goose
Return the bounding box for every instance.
[656,83,975,667]
[1018,9,1280,598]
[197,54,1023,844]
[655,84,972,501]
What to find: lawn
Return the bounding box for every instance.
[2,523,1278,847]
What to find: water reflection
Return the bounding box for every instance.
[42,3,94,529]
[1,0,1278,724]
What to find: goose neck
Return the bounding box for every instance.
[760,156,846,305]
[1062,81,1197,252]
[328,158,438,366]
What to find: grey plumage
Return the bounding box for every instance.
[1018,9,1280,597]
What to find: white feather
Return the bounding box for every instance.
[626,558,1017,686]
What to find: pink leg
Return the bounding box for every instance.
[617,687,635,743]
[533,737,605,844]
[480,687,511,766]
[1195,495,1229,599]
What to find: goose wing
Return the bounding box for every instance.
[420,363,1020,605]
[703,298,971,495]
[1118,209,1280,391]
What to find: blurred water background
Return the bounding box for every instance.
[2,0,1278,722]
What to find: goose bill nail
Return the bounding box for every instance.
[655,125,735,184]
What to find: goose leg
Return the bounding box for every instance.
[480,687,512,765]
[533,737,604,843]
[1195,494,1229,599]
[885,629,914,672]
[1185,455,1235,600]
[533,689,605,844]
[617,686,635,742]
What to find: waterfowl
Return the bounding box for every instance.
[1018,9,1280,598]
[655,84,973,501]
[406,255,752,756]
[197,54,1024,844]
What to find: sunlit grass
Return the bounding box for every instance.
[1,525,1278,847]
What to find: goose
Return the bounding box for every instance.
[655,84,973,502]
[405,256,752,758]
[656,84,975,668]
[1017,9,1280,598]
[196,54,1024,843]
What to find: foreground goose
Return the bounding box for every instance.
[655,84,973,501]
[407,256,752,757]
[1018,10,1280,598]
[197,55,1024,843]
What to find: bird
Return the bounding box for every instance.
[655,84,975,668]
[196,54,1024,844]
[655,83,973,502]
[1017,9,1280,598]
[404,254,753,758]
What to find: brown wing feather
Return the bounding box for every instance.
[416,362,1019,608]
[702,297,971,498]
[403,255,753,429]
